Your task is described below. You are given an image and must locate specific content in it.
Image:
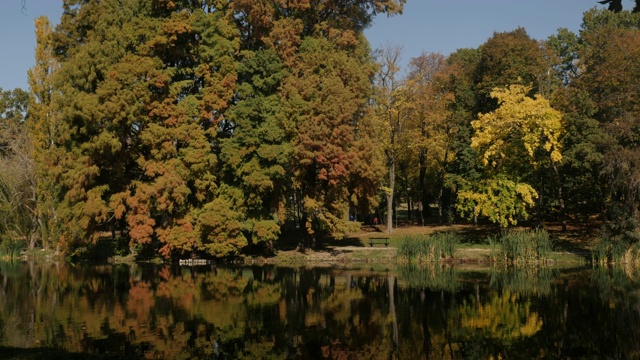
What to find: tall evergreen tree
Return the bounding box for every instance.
[47,0,402,257]
[28,16,62,251]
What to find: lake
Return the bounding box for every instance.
[0,261,639,359]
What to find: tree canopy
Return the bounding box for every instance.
[6,4,640,259]
[2,0,403,259]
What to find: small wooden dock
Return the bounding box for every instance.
[178,259,213,266]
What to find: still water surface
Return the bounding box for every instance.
[0,261,639,359]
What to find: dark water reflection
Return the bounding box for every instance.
[1,262,640,359]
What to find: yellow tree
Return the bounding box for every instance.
[458,84,564,227]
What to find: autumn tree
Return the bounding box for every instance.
[459,84,564,227]
[284,34,382,241]
[136,4,241,258]
[373,44,407,233]
[230,0,395,242]
[573,9,640,230]
[28,16,61,251]
[44,0,401,258]
[403,52,457,224]
[51,0,241,257]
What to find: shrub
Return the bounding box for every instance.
[0,236,25,259]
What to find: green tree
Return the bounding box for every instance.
[475,28,548,114]
[220,48,291,252]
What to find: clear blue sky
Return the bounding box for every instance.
[0,0,613,91]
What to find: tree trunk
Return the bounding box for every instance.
[437,186,444,224]
[419,126,428,226]
[552,163,567,232]
[387,160,395,234]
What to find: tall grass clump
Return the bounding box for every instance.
[498,229,554,264]
[397,231,460,264]
[488,234,501,263]
[592,209,640,266]
[591,236,630,266]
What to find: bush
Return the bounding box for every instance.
[0,236,25,259]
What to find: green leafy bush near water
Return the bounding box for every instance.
[397,232,461,264]
[0,236,25,259]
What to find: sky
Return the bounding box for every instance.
[0,0,615,92]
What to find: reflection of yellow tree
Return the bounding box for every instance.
[457,290,543,340]
[246,282,281,308]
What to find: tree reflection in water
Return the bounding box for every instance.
[1,262,640,359]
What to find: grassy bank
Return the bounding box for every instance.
[6,223,594,267]
[258,223,593,267]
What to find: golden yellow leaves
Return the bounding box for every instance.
[459,290,543,340]
[458,84,564,227]
[456,178,538,228]
[472,84,564,169]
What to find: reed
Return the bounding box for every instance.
[591,236,630,265]
[497,228,554,264]
[396,231,461,264]
[488,234,501,263]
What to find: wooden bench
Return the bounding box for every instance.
[369,237,389,247]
